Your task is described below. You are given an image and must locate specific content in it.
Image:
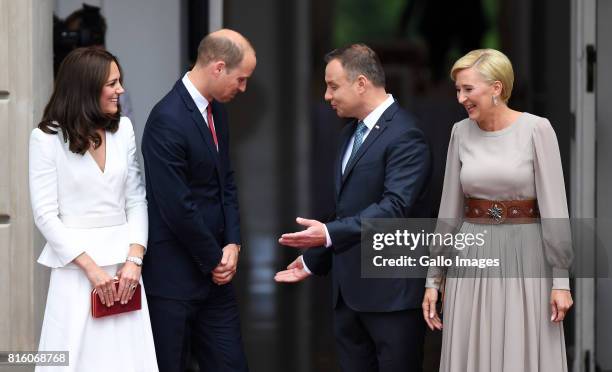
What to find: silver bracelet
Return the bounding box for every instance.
[126,256,143,266]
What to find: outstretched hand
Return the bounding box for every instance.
[278,217,326,249]
[274,255,311,283]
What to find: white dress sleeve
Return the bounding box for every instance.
[533,118,573,290]
[121,118,148,251]
[29,129,85,266]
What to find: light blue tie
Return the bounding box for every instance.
[348,121,368,163]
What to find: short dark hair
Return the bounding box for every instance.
[324,44,385,87]
[39,47,121,155]
[196,34,252,71]
[64,4,107,45]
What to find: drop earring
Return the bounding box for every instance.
[492,95,499,106]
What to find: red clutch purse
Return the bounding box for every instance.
[91,280,142,318]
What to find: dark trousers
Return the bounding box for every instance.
[334,295,425,372]
[147,283,248,372]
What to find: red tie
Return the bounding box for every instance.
[206,104,219,151]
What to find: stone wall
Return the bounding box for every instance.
[0,1,52,370]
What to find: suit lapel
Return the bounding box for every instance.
[339,102,399,186]
[191,111,222,163]
[175,81,223,175]
[341,122,386,184]
[335,122,355,197]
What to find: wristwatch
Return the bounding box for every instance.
[126,256,143,266]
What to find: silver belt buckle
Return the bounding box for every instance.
[487,201,506,223]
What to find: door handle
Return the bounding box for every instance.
[586,45,596,93]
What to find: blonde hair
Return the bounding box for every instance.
[450,49,514,103]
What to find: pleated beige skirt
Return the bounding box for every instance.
[439,222,568,372]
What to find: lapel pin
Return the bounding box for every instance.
[375,125,380,129]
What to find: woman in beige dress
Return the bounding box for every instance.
[422,49,574,372]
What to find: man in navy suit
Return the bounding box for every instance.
[142,29,255,372]
[275,44,431,372]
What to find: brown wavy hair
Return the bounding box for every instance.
[39,47,122,154]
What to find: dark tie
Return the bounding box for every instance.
[348,121,368,162]
[206,104,219,151]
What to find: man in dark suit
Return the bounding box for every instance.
[275,44,431,372]
[141,29,255,372]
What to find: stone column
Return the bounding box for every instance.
[0,0,53,369]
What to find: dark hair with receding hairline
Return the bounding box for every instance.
[324,44,385,87]
[196,34,251,71]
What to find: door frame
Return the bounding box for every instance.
[570,0,596,371]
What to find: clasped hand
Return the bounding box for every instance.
[212,244,240,285]
[115,261,141,305]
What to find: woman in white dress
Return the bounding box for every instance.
[30,47,158,372]
[421,49,574,371]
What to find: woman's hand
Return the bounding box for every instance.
[114,244,145,304]
[116,261,141,305]
[551,289,573,322]
[86,264,117,307]
[422,288,443,331]
[74,253,117,307]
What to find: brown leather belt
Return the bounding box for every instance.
[464,198,539,224]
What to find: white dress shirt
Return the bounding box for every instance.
[29,117,148,268]
[182,72,214,127]
[302,95,395,274]
[340,94,395,174]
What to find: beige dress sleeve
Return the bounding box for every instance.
[533,118,573,290]
[425,122,464,289]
